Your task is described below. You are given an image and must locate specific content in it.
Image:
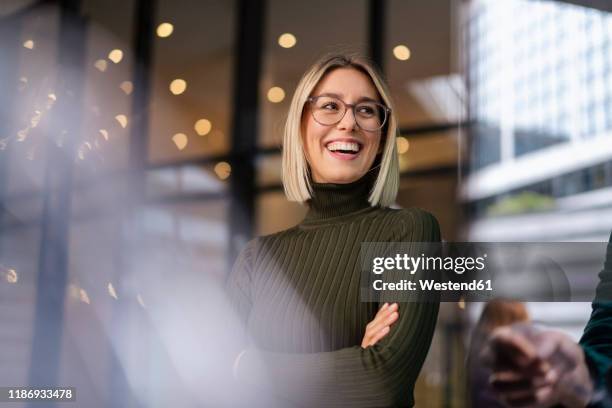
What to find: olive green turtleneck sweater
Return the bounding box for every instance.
[226,174,441,407]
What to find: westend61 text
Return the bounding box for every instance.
[372,279,493,291]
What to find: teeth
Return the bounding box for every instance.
[326,141,360,152]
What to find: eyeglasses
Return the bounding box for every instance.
[306,95,391,132]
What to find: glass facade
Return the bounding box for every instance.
[466,0,612,227]
[469,0,612,168]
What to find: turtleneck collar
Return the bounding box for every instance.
[301,171,378,225]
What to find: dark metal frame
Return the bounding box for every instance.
[227,0,266,264]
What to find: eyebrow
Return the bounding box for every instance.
[318,92,380,103]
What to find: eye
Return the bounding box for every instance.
[321,102,339,111]
[357,105,376,116]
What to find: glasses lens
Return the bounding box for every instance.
[310,96,388,131]
[311,96,345,125]
[355,102,386,131]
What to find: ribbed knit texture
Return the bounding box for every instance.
[226,174,441,407]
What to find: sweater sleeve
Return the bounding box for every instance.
[580,232,612,407]
[225,239,258,339]
[235,210,441,407]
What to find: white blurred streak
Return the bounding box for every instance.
[462,133,612,201]
[406,74,466,124]
[0,7,315,407]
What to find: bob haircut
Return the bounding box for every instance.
[281,54,400,207]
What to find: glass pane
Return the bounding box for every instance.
[398,131,458,173]
[257,191,307,235]
[256,154,282,187]
[463,0,612,229]
[0,225,41,387]
[466,0,612,169]
[146,162,229,199]
[148,1,235,163]
[259,0,368,147]
[387,0,454,127]
[59,200,229,405]
[3,5,60,197]
[74,0,136,179]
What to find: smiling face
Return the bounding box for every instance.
[302,67,384,184]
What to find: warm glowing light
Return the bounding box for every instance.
[68,284,79,300]
[46,93,57,110]
[267,86,285,103]
[108,282,118,299]
[23,40,34,49]
[393,45,411,61]
[169,79,187,95]
[137,294,146,308]
[30,110,42,128]
[94,59,108,72]
[172,133,188,150]
[18,77,28,90]
[278,33,297,48]
[115,114,128,128]
[157,22,174,38]
[396,136,410,154]
[214,161,231,180]
[79,288,90,304]
[194,118,212,136]
[17,129,28,142]
[6,268,17,283]
[120,80,133,95]
[108,49,123,63]
[99,129,109,141]
[458,297,465,310]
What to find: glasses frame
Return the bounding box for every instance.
[306,95,391,132]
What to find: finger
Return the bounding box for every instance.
[366,325,391,347]
[370,304,398,330]
[367,311,399,338]
[490,375,533,394]
[491,370,555,388]
[362,324,390,348]
[363,304,399,347]
[490,329,539,369]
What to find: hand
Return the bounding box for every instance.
[482,324,594,408]
[361,302,399,348]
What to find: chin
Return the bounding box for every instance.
[321,170,364,184]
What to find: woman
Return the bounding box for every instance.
[226,54,441,407]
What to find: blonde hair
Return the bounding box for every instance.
[281,54,399,207]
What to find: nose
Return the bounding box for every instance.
[336,105,357,131]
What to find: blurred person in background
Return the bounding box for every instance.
[468,300,531,407]
[481,233,612,408]
[224,54,441,407]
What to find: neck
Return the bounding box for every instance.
[302,172,377,224]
